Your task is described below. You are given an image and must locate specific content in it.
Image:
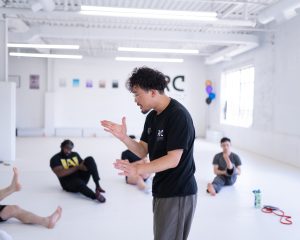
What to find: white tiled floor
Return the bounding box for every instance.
[0,137,299,240]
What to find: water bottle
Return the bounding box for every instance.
[252,189,261,209]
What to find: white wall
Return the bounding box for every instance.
[9,56,207,137]
[51,57,207,137]
[206,15,300,167]
[8,57,46,129]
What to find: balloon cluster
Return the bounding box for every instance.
[205,80,216,105]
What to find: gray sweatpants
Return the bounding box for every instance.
[212,166,238,193]
[153,194,197,240]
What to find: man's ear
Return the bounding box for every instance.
[151,89,157,97]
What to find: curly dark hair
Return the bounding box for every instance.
[127,67,168,93]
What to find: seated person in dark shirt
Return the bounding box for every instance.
[121,135,151,192]
[0,167,62,228]
[207,137,242,196]
[50,139,106,203]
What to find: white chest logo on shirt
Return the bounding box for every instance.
[157,130,164,137]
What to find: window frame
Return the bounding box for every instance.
[220,64,255,128]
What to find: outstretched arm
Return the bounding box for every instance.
[0,167,21,201]
[130,158,150,166]
[114,149,183,176]
[122,137,148,159]
[101,117,148,158]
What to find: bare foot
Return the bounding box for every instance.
[10,167,22,192]
[207,183,216,196]
[47,206,62,229]
[137,179,146,191]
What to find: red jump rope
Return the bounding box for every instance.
[261,205,293,225]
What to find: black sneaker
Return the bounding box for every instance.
[96,190,106,203]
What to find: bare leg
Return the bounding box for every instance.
[0,205,62,229]
[126,175,139,186]
[136,176,147,190]
[141,173,150,180]
[207,183,216,196]
[127,175,146,190]
[0,167,21,201]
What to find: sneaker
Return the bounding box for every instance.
[96,190,106,203]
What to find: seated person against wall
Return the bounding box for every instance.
[121,135,151,193]
[50,140,106,203]
[0,167,62,228]
[207,137,242,196]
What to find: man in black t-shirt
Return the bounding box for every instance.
[50,140,106,203]
[207,137,242,196]
[101,67,197,240]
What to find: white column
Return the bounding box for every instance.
[0,17,16,164]
[0,17,8,81]
[0,82,16,163]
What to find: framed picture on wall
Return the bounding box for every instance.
[112,80,119,88]
[29,74,40,89]
[72,78,80,88]
[99,80,106,88]
[8,75,21,88]
[86,79,93,88]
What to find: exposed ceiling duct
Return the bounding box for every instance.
[258,0,300,25]
[0,8,257,28]
[205,42,258,65]
[31,0,55,12]
[0,0,278,64]
[7,18,29,33]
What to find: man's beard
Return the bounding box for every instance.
[141,109,150,114]
[61,150,71,157]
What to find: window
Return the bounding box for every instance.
[220,65,254,127]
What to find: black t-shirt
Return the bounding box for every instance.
[0,205,7,222]
[141,98,198,198]
[50,151,83,180]
[121,149,141,163]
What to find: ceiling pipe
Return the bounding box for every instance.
[0,8,256,28]
[205,42,258,64]
[31,0,55,12]
[8,28,50,54]
[258,0,300,24]
[221,3,242,18]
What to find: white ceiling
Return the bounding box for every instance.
[0,0,285,63]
